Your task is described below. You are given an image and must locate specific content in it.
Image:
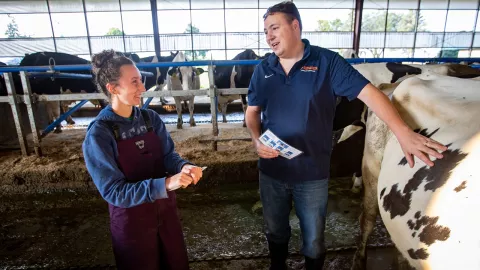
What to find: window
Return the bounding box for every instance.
[388,0,418,10]
[300,9,354,32]
[363,0,388,10]
[362,10,387,32]
[121,0,151,11]
[225,0,258,9]
[50,13,87,37]
[191,10,225,33]
[293,0,354,9]
[48,0,84,13]
[445,10,477,32]
[387,10,417,32]
[0,14,53,38]
[158,10,191,34]
[448,0,478,10]
[0,1,48,13]
[190,0,222,9]
[87,12,123,36]
[418,10,447,32]
[85,0,120,12]
[420,0,448,9]
[157,0,190,10]
[225,9,259,32]
[122,11,153,35]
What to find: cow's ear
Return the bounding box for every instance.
[195,68,204,75]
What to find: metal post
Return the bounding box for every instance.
[4,73,28,156]
[20,71,42,157]
[82,0,93,56]
[208,63,218,151]
[353,0,364,55]
[150,0,161,58]
[46,0,57,52]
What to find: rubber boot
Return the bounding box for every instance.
[268,241,289,270]
[305,254,326,270]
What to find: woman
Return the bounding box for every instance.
[82,49,202,270]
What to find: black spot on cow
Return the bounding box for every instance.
[454,181,467,192]
[386,62,422,83]
[408,219,415,230]
[382,184,411,219]
[414,216,431,231]
[408,211,451,246]
[399,128,440,166]
[408,248,429,260]
[418,216,450,246]
[384,145,467,219]
[380,187,386,200]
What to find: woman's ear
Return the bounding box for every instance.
[106,83,116,95]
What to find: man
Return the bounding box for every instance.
[245,2,447,270]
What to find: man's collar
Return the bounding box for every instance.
[267,38,311,68]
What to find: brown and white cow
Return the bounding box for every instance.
[352,73,480,270]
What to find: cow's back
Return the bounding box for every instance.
[377,74,480,269]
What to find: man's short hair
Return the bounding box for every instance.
[263,1,303,32]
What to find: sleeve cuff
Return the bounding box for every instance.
[347,79,370,101]
[151,178,168,200]
[177,160,194,174]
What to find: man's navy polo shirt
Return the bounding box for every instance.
[248,39,370,182]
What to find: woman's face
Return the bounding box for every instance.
[110,64,145,106]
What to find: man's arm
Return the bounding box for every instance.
[357,83,447,168]
[245,105,278,159]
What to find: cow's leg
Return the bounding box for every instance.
[351,171,362,193]
[351,162,379,270]
[188,97,196,127]
[61,102,75,125]
[174,97,183,129]
[241,94,247,127]
[219,102,228,123]
[47,101,62,133]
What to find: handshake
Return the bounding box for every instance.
[165,164,206,191]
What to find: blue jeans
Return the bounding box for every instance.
[259,171,329,259]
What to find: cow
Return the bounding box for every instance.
[342,49,359,59]
[212,49,260,127]
[352,73,480,270]
[139,52,178,105]
[166,51,204,129]
[11,52,106,133]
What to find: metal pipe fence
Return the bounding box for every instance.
[1,57,480,156]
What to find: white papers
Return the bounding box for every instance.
[259,129,303,159]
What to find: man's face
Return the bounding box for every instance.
[264,12,298,58]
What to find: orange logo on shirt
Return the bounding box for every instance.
[301,66,318,72]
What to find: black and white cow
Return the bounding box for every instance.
[352,73,480,270]
[10,52,106,133]
[129,51,179,105]
[213,49,260,127]
[166,51,204,129]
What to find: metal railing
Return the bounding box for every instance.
[1,57,480,157]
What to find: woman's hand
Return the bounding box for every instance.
[165,172,193,191]
[181,164,203,185]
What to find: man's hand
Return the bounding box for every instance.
[357,83,448,168]
[397,128,448,168]
[254,139,279,159]
[181,164,203,184]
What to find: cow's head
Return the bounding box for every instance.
[168,65,204,90]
